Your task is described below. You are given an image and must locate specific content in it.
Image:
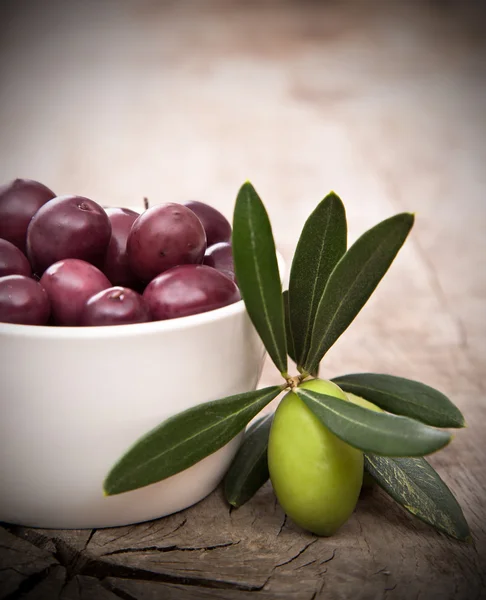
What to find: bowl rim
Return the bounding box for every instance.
[0,296,247,340]
[0,252,286,340]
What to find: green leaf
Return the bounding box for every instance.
[224,412,273,508]
[332,373,465,429]
[304,212,414,374]
[288,192,347,367]
[284,290,320,376]
[232,182,288,376]
[295,388,452,457]
[104,386,283,496]
[364,454,470,541]
[283,290,297,363]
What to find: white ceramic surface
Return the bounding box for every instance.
[0,260,284,528]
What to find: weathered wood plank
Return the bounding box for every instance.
[0,527,58,599]
[3,481,485,599]
[103,577,315,600]
[61,575,121,600]
[19,566,66,600]
[0,0,485,598]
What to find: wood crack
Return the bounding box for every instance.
[86,560,267,592]
[83,529,96,552]
[1,565,53,600]
[101,540,239,557]
[277,514,287,536]
[275,539,318,569]
[319,548,336,565]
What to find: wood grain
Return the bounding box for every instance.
[0,0,485,598]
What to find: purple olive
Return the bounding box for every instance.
[102,207,140,287]
[143,264,240,321]
[203,242,235,282]
[0,178,56,252]
[26,195,112,274]
[184,200,231,247]
[0,275,50,325]
[0,238,32,277]
[40,258,111,326]
[80,286,149,326]
[127,203,207,283]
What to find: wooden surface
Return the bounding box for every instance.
[1,1,485,598]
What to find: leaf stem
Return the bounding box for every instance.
[284,375,301,390]
[284,373,310,390]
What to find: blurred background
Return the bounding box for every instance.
[0,0,485,391]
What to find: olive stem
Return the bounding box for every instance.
[285,375,302,390]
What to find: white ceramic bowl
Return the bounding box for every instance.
[0,258,285,529]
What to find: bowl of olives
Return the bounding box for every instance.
[0,179,282,529]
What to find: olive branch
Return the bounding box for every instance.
[104,182,469,542]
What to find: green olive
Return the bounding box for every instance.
[344,391,384,412]
[268,378,364,536]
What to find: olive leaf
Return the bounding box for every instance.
[304,213,414,375]
[284,290,320,376]
[364,454,470,541]
[288,192,347,368]
[104,385,283,496]
[283,290,297,363]
[224,412,273,508]
[332,373,465,429]
[295,388,452,457]
[232,182,288,376]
